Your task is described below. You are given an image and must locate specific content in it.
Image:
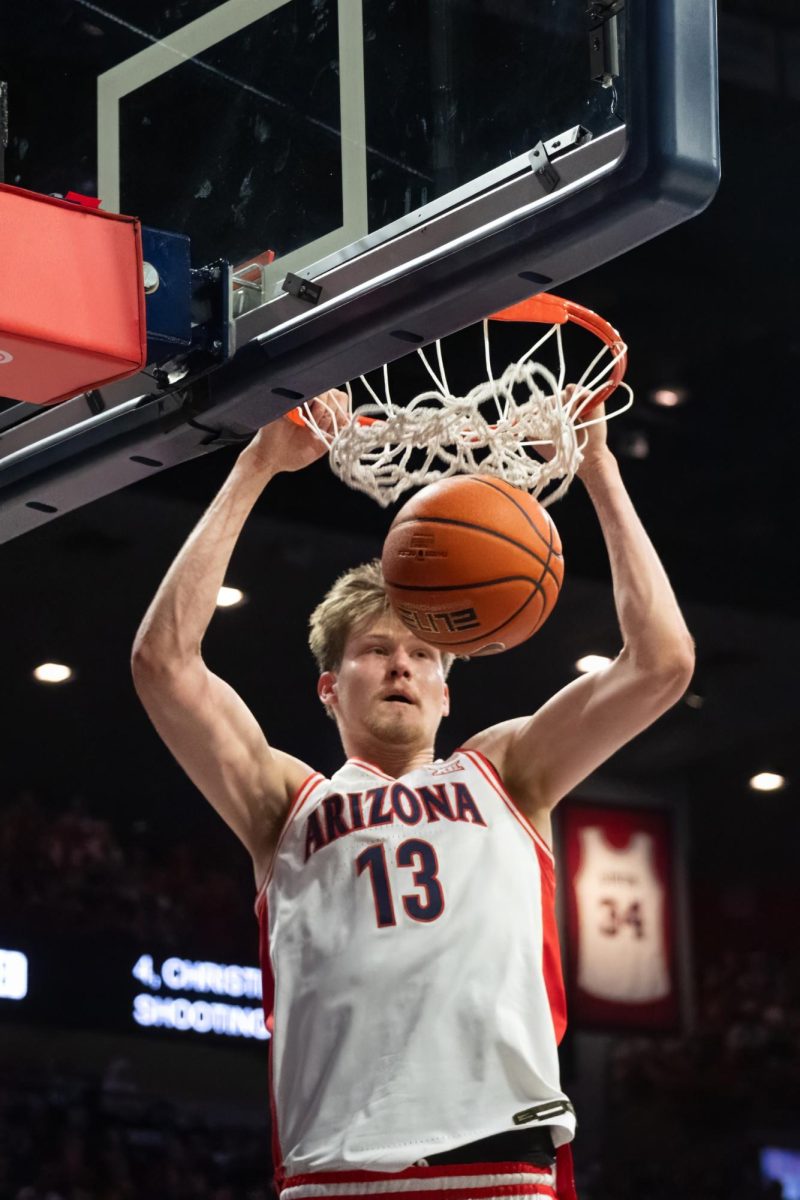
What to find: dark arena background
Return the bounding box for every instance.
[2,2,800,1199]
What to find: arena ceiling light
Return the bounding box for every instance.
[33,662,73,684]
[216,586,244,608]
[749,772,786,793]
[575,654,612,674]
[650,388,688,408]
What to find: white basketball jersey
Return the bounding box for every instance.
[574,826,669,1004]
[257,750,575,1179]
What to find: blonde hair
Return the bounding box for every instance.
[308,558,454,677]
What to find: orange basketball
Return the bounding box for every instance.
[381,475,564,656]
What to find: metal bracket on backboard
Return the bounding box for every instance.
[588,1,624,84]
[147,259,231,389]
[530,142,560,193]
[230,248,277,320]
[282,272,323,306]
[189,259,231,361]
[530,125,591,194]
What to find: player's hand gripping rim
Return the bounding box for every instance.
[244,389,350,475]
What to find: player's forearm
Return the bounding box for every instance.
[132,449,275,668]
[581,451,694,674]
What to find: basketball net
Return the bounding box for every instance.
[292,293,633,507]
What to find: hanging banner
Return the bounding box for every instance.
[561,802,680,1030]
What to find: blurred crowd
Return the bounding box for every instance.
[0,791,254,959]
[578,947,800,1200]
[0,1062,270,1200]
[611,948,800,1123]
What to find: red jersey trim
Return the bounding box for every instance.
[555,1144,578,1200]
[255,771,327,904]
[284,1162,555,1184]
[461,750,567,1045]
[461,750,554,861]
[255,889,283,1183]
[347,757,396,782]
[283,1187,556,1200]
[255,890,275,1020]
[268,1022,285,1190]
[537,838,568,1045]
[282,1161,558,1199]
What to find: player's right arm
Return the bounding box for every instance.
[131,392,347,882]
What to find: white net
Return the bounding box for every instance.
[296,317,632,508]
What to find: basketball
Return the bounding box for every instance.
[381,475,564,656]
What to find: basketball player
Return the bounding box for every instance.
[131,389,694,1200]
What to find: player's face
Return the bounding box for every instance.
[319,612,450,748]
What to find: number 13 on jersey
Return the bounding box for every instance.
[356,839,445,927]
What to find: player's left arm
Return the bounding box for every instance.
[464,404,695,826]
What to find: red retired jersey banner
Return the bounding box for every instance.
[561,802,680,1030]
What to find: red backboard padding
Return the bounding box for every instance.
[0,184,147,405]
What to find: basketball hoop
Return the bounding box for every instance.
[290,293,632,507]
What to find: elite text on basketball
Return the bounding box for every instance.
[395,606,480,634]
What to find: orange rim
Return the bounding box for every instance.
[287,292,626,426]
[489,292,627,409]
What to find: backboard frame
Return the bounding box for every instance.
[0,0,719,544]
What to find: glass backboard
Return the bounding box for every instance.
[0,0,718,541]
